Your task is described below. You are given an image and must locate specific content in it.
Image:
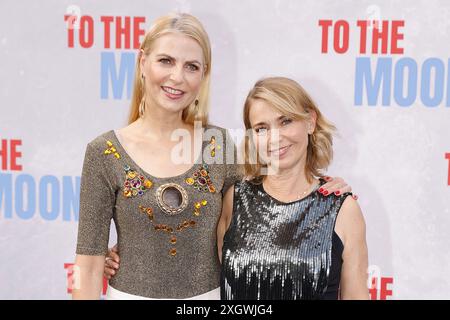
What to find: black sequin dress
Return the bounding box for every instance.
[221,179,350,300]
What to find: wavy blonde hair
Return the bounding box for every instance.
[128,13,211,126]
[243,77,336,182]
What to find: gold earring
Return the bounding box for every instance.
[139,99,145,118]
[139,74,146,118]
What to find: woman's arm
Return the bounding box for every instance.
[72,254,106,300]
[335,196,369,300]
[217,185,234,264]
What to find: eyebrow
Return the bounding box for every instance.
[252,115,289,127]
[155,53,202,65]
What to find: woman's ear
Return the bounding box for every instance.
[201,63,207,80]
[309,109,317,134]
[139,49,146,76]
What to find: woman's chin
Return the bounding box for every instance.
[158,99,189,114]
[267,157,300,174]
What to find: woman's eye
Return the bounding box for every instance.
[254,127,268,135]
[186,64,199,71]
[281,118,292,126]
[159,58,171,64]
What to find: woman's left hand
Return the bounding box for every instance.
[319,176,358,200]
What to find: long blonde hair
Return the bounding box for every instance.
[128,13,211,126]
[243,77,336,182]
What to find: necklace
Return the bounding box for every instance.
[298,180,319,199]
[264,179,319,202]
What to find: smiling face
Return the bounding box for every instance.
[140,32,205,116]
[249,99,315,174]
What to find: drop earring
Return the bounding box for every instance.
[139,99,145,118]
[139,74,146,118]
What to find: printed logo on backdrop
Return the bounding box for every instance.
[1,6,148,224]
[318,8,450,207]
[64,263,108,298]
[0,139,80,222]
[64,5,146,100]
[367,265,394,300]
[316,7,441,300]
[318,7,450,108]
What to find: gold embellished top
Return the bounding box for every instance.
[75,125,242,298]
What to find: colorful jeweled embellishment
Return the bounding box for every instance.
[104,140,121,159]
[155,183,188,216]
[193,200,207,216]
[185,164,216,193]
[139,200,208,257]
[139,205,154,220]
[209,136,221,157]
[123,165,153,198]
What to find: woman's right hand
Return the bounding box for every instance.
[104,244,120,280]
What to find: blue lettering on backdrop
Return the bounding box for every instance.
[100,52,135,100]
[354,57,450,107]
[0,174,80,221]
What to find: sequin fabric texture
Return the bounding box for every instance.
[221,180,350,300]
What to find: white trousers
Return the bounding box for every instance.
[106,285,221,300]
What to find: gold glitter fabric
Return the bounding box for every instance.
[221,179,350,300]
[75,125,242,298]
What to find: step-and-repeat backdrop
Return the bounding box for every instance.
[1,0,449,299]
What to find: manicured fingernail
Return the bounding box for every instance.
[335,191,340,196]
[323,190,329,196]
[325,177,332,181]
[318,187,324,193]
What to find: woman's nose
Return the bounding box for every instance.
[169,65,184,83]
[268,129,281,146]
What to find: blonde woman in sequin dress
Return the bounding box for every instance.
[82,14,352,300]
[217,77,369,300]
